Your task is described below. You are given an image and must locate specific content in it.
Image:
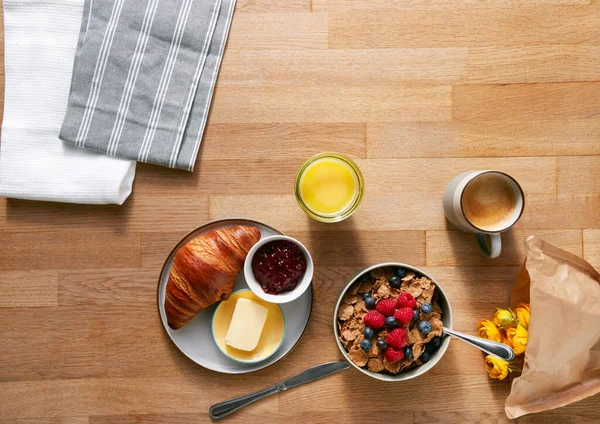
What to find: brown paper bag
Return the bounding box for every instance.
[505,236,600,419]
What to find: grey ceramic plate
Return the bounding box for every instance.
[157,218,313,374]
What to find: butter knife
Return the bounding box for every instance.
[209,361,350,420]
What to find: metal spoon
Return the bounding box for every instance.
[443,327,514,362]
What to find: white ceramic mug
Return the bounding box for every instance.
[443,171,525,259]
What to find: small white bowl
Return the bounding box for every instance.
[244,235,313,304]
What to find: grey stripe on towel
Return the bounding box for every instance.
[60,0,236,171]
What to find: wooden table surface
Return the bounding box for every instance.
[1,0,600,423]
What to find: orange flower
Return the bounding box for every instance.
[499,327,512,346]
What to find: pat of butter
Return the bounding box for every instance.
[225,298,268,351]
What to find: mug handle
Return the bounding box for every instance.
[476,233,501,259]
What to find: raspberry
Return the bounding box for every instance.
[394,307,414,325]
[396,292,416,309]
[385,328,407,349]
[363,310,385,329]
[376,299,396,317]
[384,347,405,363]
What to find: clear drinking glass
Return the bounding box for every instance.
[294,153,364,223]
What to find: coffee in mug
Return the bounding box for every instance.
[443,171,525,258]
[462,173,520,232]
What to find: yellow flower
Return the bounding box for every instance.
[513,325,528,355]
[477,319,502,343]
[514,303,531,328]
[485,355,509,380]
[505,324,528,355]
[492,308,516,328]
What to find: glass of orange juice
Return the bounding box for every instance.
[295,153,364,223]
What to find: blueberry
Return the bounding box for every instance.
[403,346,413,359]
[431,336,442,348]
[395,267,407,278]
[360,339,372,351]
[362,292,371,301]
[413,309,420,321]
[388,275,401,289]
[420,351,431,363]
[418,320,432,335]
[376,339,388,351]
[358,273,371,283]
[363,327,375,339]
[425,343,436,354]
[421,302,433,314]
[364,296,376,309]
[385,316,398,328]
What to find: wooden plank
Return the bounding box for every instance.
[0,375,276,420]
[415,412,510,423]
[426,230,583,267]
[90,412,412,424]
[136,157,556,196]
[0,419,89,424]
[278,373,509,412]
[329,7,599,49]
[583,229,600,269]
[0,307,107,381]
[227,13,328,50]
[59,269,157,306]
[208,194,445,231]
[328,0,590,10]
[219,48,468,85]
[357,157,556,195]
[210,193,599,232]
[288,230,426,266]
[519,194,600,229]
[209,85,451,123]
[198,123,366,160]
[557,156,600,194]
[421,266,518,304]
[140,232,188,270]
[452,82,600,122]
[0,195,210,233]
[136,160,300,195]
[367,121,600,158]
[236,0,311,12]
[0,270,58,307]
[466,45,600,84]
[0,232,140,270]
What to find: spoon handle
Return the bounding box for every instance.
[443,327,515,362]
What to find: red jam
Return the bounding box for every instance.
[251,240,307,295]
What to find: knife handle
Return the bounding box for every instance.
[209,383,283,420]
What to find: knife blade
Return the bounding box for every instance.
[209,361,349,420]
[279,361,350,390]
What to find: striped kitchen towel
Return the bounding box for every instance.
[59,0,236,171]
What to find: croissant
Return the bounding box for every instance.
[165,225,261,330]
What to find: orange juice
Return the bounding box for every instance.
[295,154,364,222]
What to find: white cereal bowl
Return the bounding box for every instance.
[244,235,314,304]
[334,262,453,382]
